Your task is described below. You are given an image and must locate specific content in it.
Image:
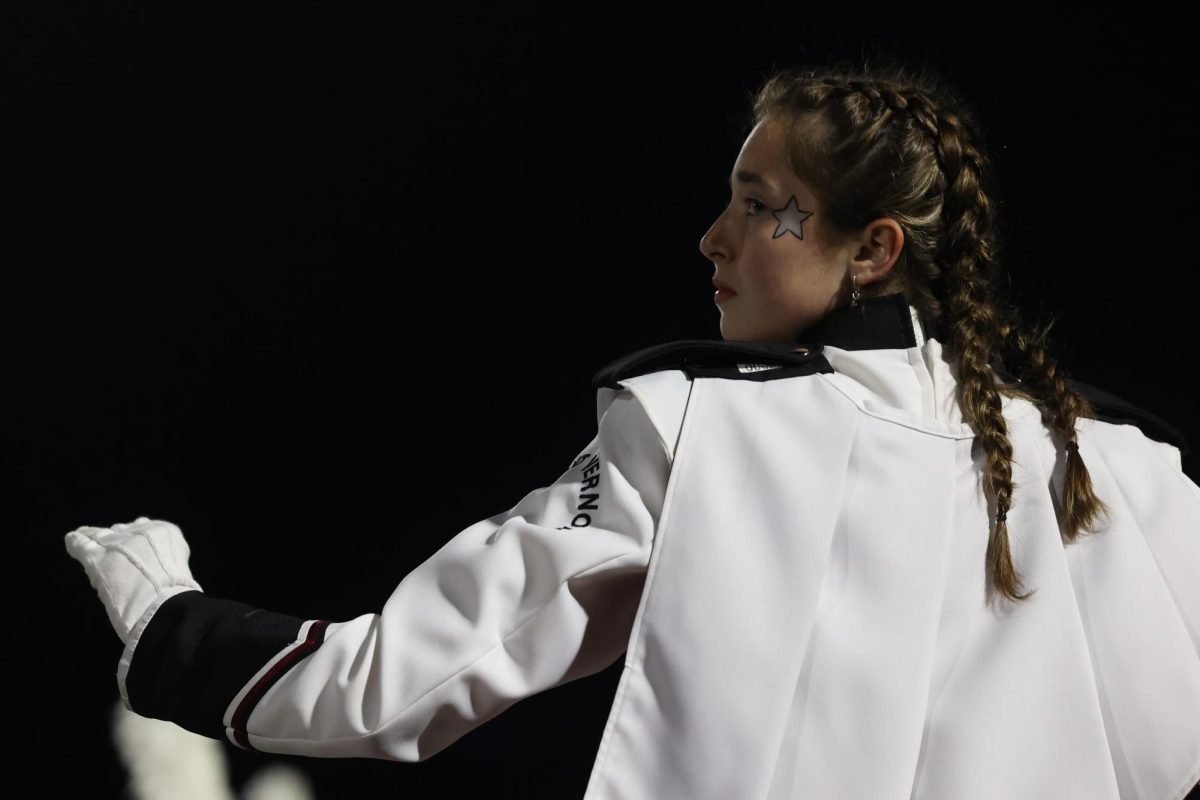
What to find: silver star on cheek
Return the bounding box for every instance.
[771,195,815,240]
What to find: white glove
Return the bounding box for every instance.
[65,516,203,645]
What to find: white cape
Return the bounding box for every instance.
[584,320,1200,800]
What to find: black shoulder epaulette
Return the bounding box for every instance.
[1065,377,1190,456]
[590,339,831,390]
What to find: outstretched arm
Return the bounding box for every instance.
[66,387,672,761]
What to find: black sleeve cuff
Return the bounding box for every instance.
[124,590,328,744]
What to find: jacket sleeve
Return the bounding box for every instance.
[119,386,672,760]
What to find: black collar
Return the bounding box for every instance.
[802,292,923,350]
[591,292,927,391]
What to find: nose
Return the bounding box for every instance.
[699,211,727,264]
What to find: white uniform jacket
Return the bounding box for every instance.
[119,292,1200,800]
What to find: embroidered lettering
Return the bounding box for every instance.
[559,453,602,529]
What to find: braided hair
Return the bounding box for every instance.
[744,58,1110,603]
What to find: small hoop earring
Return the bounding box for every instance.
[850,274,863,307]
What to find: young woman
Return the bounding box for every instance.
[67,60,1200,799]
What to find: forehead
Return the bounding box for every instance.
[739,118,788,161]
[729,119,800,194]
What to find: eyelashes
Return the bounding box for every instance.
[724,191,767,216]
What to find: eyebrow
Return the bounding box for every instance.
[729,169,778,192]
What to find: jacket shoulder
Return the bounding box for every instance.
[591,339,832,390]
[1065,377,1190,456]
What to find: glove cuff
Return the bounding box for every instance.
[117,586,203,710]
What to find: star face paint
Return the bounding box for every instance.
[771,196,815,240]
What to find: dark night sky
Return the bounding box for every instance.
[6,3,1196,797]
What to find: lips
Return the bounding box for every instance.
[713,277,737,305]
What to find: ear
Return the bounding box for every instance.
[852,219,904,286]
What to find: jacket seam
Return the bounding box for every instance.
[815,372,978,440]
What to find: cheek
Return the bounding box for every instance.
[743,242,812,304]
[741,240,791,293]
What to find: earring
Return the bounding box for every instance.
[850,274,863,307]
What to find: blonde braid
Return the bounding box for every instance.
[995,311,1113,539]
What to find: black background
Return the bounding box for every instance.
[6,3,1198,798]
